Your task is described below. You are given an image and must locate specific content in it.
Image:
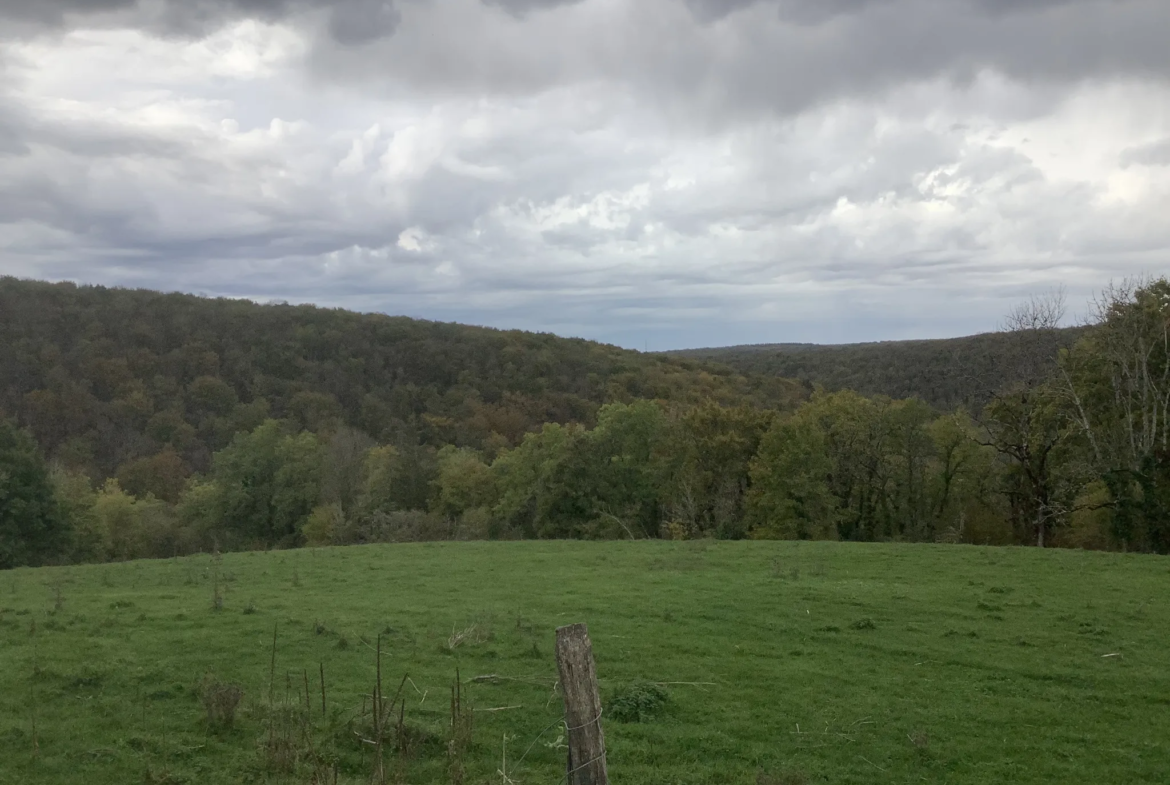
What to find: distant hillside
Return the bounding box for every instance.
[0,278,804,480]
[669,327,1088,410]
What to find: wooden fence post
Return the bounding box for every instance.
[555,623,609,785]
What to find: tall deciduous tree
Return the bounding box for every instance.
[747,413,838,540]
[210,420,325,548]
[980,291,1080,547]
[0,419,69,568]
[662,402,773,539]
[1061,277,1170,552]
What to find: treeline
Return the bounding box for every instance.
[0,397,999,565]
[3,277,1170,567]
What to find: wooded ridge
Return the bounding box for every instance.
[668,327,1087,411]
[2,276,1169,566]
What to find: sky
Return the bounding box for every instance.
[0,0,1168,350]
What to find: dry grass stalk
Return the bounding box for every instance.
[447,624,483,650]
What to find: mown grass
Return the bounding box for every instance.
[0,541,1167,784]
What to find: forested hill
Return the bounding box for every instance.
[0,278,804,480]
[669,327,1087,410]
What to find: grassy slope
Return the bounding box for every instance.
[0,541,1167,784]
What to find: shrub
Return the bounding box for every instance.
[199,675,244,730]
[354,510,454,543]
[607,681,669,723]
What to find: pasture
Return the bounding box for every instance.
[0,541,1167,784]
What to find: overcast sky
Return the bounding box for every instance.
[1,0,1168,349]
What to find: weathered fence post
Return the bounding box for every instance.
[555,623,609,785]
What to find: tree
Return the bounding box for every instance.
[359,445,402,516]
[980,383,1077,547]
[303,503,346,546]
[92,479,141,561]
[979,291,1081,547]
[747,413,838,540]
[187,376,238,420]
[116,448,190,504]
[925,410,1003,542]
[433,446,495,521]
[0,419,69,568]
[581,401,672,538]
[287,391,343,434]
[880,397,937,540]
[321,426,375,517]
[1060,277,1170,551]
[90,479,185,560]
[175,478,222,553]
[490,422,582,538]
[662,402,773,539]
[50,466,105,563]
[210,420,325,548]
[797,390,903,541]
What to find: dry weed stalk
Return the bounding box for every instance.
[446,667,473,785]
[447,624,483,650]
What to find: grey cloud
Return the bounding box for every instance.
[0,0,574,42]
[481,0,585,17]
[0,107,28,156]
[971,0,1086,15]
[0,0,293,30]
[2,0,1168,349]
[682,0,765,22]
[1120,137,1170,167]
[327,0,401,43]
[688,0,1086,26]
[0,0,137,26]
[297,0,1170,133]
[540,222,611,254]
[6,0,1170,97]
[771,0,892,25]
[0,0,399,44]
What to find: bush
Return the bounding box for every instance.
[351,509,454,543]
[607,681,669,723]
[0,419,69,568]
[302,503,344,546]
[199,675,244,731]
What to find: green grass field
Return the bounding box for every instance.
[1,541,1167,784]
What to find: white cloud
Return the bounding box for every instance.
[0,0,1169,349]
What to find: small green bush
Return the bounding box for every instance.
[608,681,669,723]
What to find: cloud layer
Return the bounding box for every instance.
[1,0,1168,348]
